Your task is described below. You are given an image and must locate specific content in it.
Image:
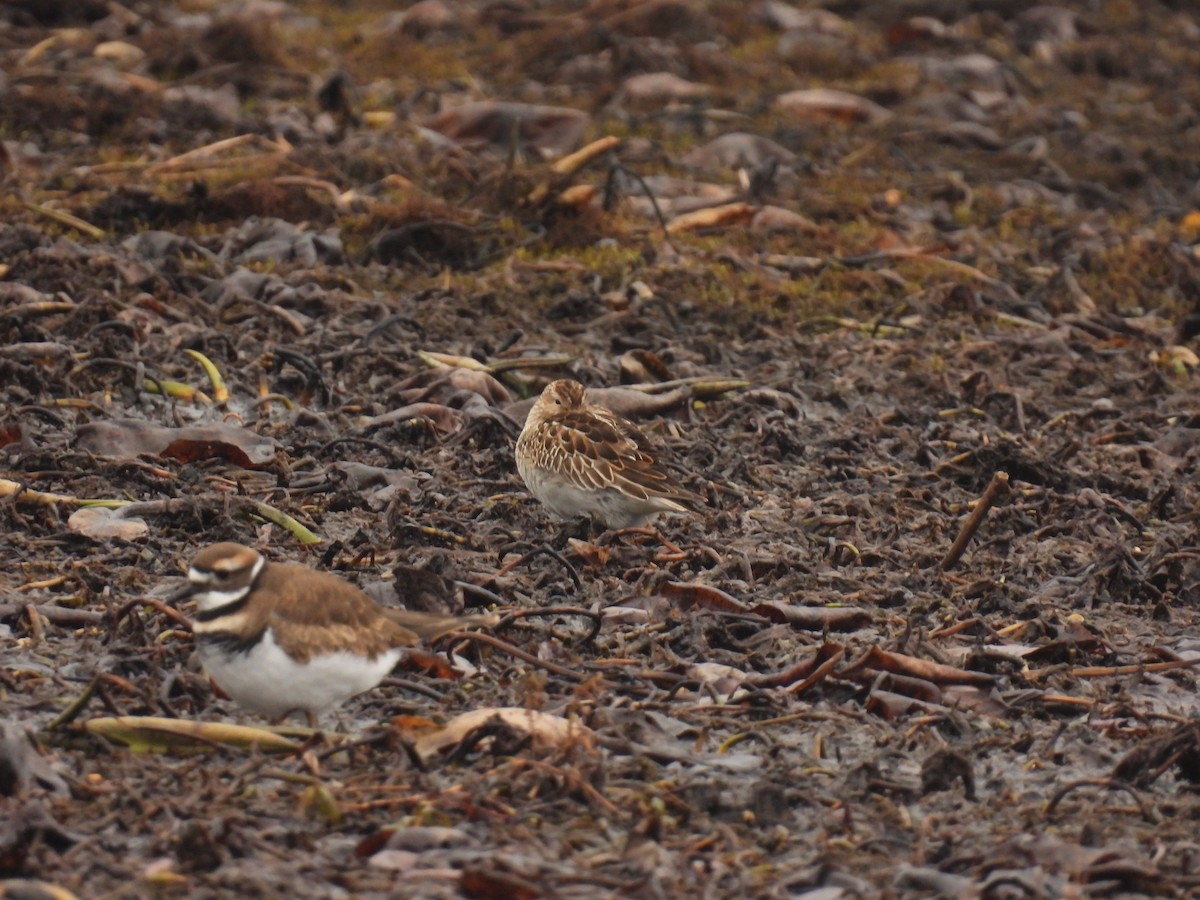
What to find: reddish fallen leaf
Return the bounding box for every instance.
[159,438,251,467]
[844,646,996,687]
[460,865,543,900]
[401,648,464,680]
[659,581,749,614]
[0,422,24,451]
[389,714,439,732]
[75,420,278,468]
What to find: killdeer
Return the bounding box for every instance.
[515,379,703,529]
[174,542,491,724]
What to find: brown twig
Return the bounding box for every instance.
[448,631,587,682]
[0,603,105,627]
[46,674,101,729]
[495,544,582,590]
[927,617,982,640]
[1027,656,1200,682]
[111,595,194,631]
[1044,777,1154,822]
[494,606,604,644]
[786,646,845,696]
[939,471,1009,570]
[23,604,44,645]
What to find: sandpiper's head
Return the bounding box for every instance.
[526,379,587,427]
[180,542,265,612]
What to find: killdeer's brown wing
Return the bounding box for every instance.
[255,563,422,664]
[542,407,702,506]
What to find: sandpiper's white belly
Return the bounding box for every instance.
[518,461,678,528]
[199,629,403,719]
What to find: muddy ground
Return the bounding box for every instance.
[2,0,1200,897]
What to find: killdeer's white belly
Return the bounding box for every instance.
[198,629,404,719]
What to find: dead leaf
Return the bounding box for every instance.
[401,648,466,680]
[687,662,746,692]
[459,866,544,900]
[395,366,513,405]
[775,88,893,124]
[619,72,713,105]
[1151,345,1199,372]
[681,132,797,170]
[565,538,609,568]
[749,602,871,631]
[659,581,749,614]
[867,689,943,720]
[666,202,757,234]
[424,101,590,158]
[410,707,595,763]
[751,206,819,235]
[844,646,996,687]
[355,402,464,436]
[556,184,597,208]
[85,716,300,754]
[75,420,279,468]
[67,507,149,542]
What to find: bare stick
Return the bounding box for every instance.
[939,471,1009,570]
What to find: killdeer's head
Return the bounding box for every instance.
[179,542,266,614]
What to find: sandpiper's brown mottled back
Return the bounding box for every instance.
[515,379,703,529]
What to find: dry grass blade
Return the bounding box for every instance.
[85,716,301,754]
[146,134,292,176]
[417,350,574,373]
[183,349,231,403]
[22,202,105,239]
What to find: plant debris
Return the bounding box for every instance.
[2,0,1200,896]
